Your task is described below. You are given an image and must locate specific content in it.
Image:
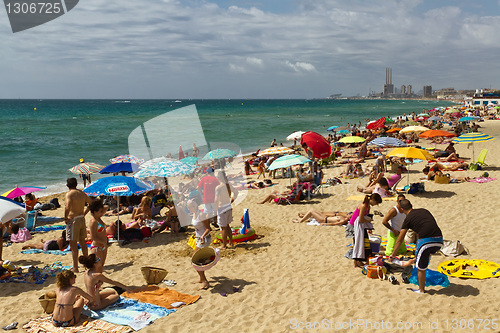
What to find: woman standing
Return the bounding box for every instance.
[351,194,382,268]
[88,199,108,273]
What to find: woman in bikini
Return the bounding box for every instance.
[79,254,131,310]
[130,196,153,225]
[88,199,108,273]
[52,270,93,327]
[292,210,353,225]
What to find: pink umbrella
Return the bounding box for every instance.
[178,145,185,160]
[1,186,46,199]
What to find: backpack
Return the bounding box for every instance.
[440,240,469,257]
[50,198,60,208]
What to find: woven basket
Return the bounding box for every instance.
[141,266,168,285]
[39,292,56,314]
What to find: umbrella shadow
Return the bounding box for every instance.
[104,261,134,273]
[2,275,56,297]
[414,190,456,198]
[208,276,257,295]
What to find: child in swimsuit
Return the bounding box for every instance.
[53,270,93,327]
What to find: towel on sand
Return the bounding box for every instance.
[82,297,175,327]
[19,249,67,256]
[23,315,132,333]
[122,286,200,309]
[346,195,397,201]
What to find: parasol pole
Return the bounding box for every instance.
[117,195,120,242]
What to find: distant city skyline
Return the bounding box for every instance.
[2,1,500,99]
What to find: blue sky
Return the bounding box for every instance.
[2,0,500,98]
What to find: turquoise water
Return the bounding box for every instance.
[0,99,452,195]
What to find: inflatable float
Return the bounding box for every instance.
[437,259,500,279]
[215,226,256,243]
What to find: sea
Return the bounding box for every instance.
[0,99,453,196]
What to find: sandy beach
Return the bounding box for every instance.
[1,120,500,333]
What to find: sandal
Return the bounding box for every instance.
[2,321,18,330]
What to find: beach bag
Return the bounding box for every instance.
[187,234,197,250]
[10,228,32,243]
[405,229,417,244]
[362,265,386,280]
[39,291,56,314]
[434,174,450,184]
[440,240,469,257]
[141,266,168,285]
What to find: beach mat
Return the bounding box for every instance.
[23,315,132,333]
[346,195,397,201]
[122,285,200,309]
[35,224,66,233]
[82,296,175,328]
[380,239,416,252]
[20,249,67,256]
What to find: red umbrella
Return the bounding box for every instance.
[300,131,332,159]
[367,117,386,130]
[178,145,185,160]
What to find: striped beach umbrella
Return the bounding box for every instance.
[1,186,47,199]
[268,154,310,171]
[110,155,144,165]
[69,162,105,175]
[201,149,237,160]
[134,160,197,178]
[369,137,406,147]
[258,146,294,156]
[452,132,494,160]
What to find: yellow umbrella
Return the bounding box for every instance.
[258,146,294,156]
[387,147,434,186]
[338,136,366,143]
[400,125,430,134]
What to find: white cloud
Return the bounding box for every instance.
[285,61,316,72]
[229,63,246,73]
[246,57,263,66]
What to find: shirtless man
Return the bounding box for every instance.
[214,171,238,249]
[65,178,92,272]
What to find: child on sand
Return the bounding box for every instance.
[52,270,93,327]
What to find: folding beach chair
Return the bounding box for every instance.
[275,183,307,205]
[25,210,37,232]
[476,149,488,166]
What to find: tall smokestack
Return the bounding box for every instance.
[390,68,392,84]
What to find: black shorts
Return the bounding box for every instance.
[415,243,442,270]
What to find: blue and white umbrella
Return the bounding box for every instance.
[201,149,237,160]
[0,196,25,223]
[459,116,480,122]
[268,154,310,171]
[369,137,407,147]
[180,156,200,165]
[134,160,197,178]
[327,126,339,131]
[83,176,154,240]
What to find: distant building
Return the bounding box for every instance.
[407,85,412,95]
[423,85,432,97]
[401,85,406,95]
[383,68,394,97]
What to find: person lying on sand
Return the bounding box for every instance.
[22,230,69,251]
[357,177,393,198]
[292,210,353,225]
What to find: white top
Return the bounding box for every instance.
[390,205,406,231]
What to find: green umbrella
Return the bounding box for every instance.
[402,120,419,126]
[338,136,366,143]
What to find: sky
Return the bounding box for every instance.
[2,0,500,99]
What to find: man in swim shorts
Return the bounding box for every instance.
[65,178,92,272]
[389,199,443,294]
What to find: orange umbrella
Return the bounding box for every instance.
[386,128,402,133]
[419,130,456,138]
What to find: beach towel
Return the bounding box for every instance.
[19,249,67,256]
[82,297,175,328]
[380,239,416,252]
[23,315,132,333]
[122,286,200,309]
[469,177,497,183]
[35,224,66,233]
[346,195,397,201]
[36,216,65,223]
[0,261,71,284]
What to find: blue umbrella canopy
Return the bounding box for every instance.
[99,162,141,174]
[458,116,480,122]
[327,126,339,131]
[369,137,407,147]
[268,154,310,170]
[134,160,197,178]
[201,149,237,160]
[337,129,350,134]
[83,176,154,197]
[180,156,200,165]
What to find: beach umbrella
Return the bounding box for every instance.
[369,137,406,147]
[258,146,293,156]
[337,129,350,134]
[402,120,419,126]
[327,126,339,131]
[367,117,386,130]
[338,136,366,144]
[419,130,456,138]
[459,116,479,122]
[452,132,495,160]
[444,108,460,114]
[178,145,185,160]
[99,162,141,174]
[300,131,332,159]
[286,131,306,141]
[387,147,434,186]
[428,116,442,121]
[385,118,395,124]
[140,157,176,169]
[416,116,428,121]
[1,186,47,199]
[202,149,237,160]
[451,112,462,118]
[268,154,310,170]
[110,155,144,165]
[0,196,25,223]
[386,128,402,133]
[417,113,430,117]
[400,125,430,134]
[134,160,197,178]
[69,162,104,175]
[84,176,154,241]
[180,156,200,165]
